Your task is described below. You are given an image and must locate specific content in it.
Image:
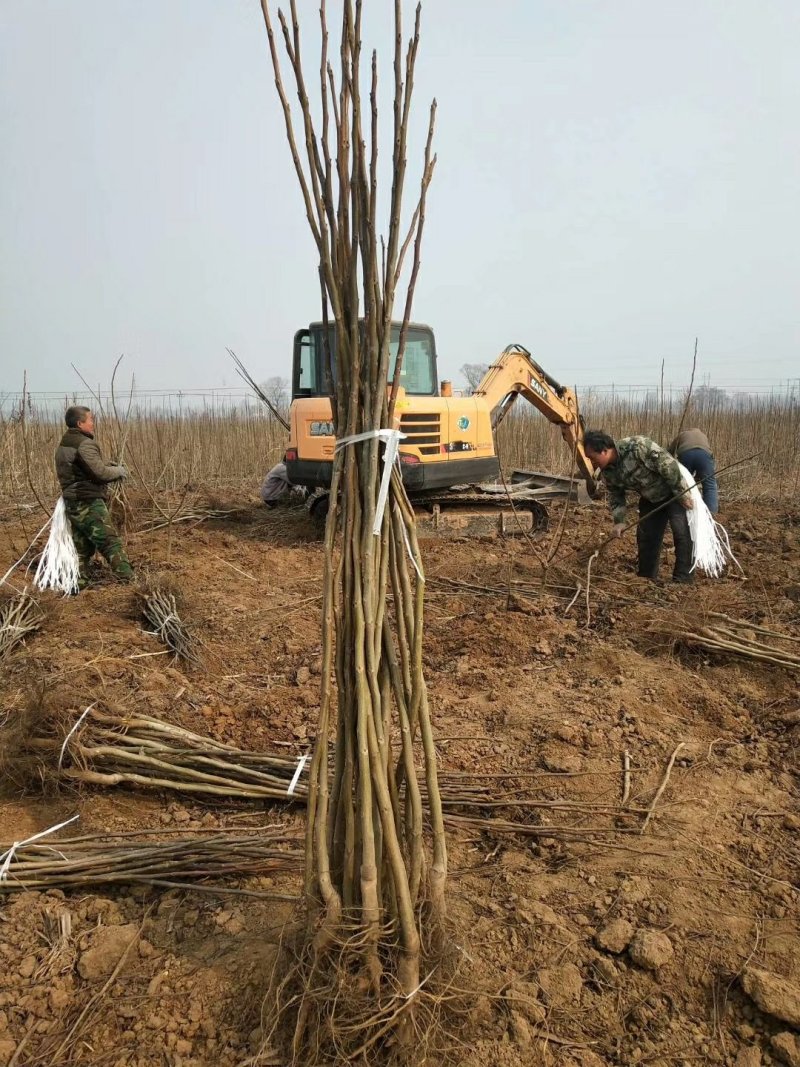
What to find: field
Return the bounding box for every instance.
[0,400,799,1067]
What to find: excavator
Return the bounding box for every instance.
[283,320,598,535]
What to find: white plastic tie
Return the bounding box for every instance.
[287,753,310,796]
[335,428,406,536]
[335,428,425,581]
[58,703,96,770]
[678,462,742,578]
[33,497,81,595]
[0,814,80,882]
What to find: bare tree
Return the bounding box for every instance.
[257,1,446,1061]
[460,361,489,393]
[260,375,289,412]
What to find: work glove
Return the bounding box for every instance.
[112,465,129,480]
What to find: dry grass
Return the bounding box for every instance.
[0,401,287,507]
[1,389,799,510]
[496,388,800,502]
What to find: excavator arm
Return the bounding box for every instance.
[472,344,598,493]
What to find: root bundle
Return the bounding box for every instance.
[0,589,43,662]
[141,587,198,664]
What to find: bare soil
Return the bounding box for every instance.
[0,492,798,1067]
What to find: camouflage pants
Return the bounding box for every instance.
[64,499,133,585]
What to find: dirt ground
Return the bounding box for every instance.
[0,491,798,1067]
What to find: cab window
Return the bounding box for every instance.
[293,331,318,396]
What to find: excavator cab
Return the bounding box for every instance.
[286,322,501,494]
[291,322,439,400]
[284,325,595,537]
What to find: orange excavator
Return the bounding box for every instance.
[283,320,597,534]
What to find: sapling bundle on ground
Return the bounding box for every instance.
[26,707,641,840]
[0,825,302,897]
[0,589,44,662]
[678,613,800,669]
[33,706,309,800]
[642,607,800,670]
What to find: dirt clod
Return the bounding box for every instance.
[742,967,800,1028]
[734,1049,762,1067]
[537,963,583,1008]
[519,900,560,926]
[77,923,139,980]
[772,1032,800,1067]
[540,748,583,773]
[628,929,674,970]
[594,918,635,954]
[509,1010,532,1049]
[507,982,547,1024]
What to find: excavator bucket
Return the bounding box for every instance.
[510,469,596,505]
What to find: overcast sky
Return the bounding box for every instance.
[1,0,798,401]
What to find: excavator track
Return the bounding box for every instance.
[307,475,587,538]
[410,485,549,539]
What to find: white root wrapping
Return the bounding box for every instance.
[33,498,81,595]
[678,462,740,578]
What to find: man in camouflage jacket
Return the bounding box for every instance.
[55,406,133,588]
[583,430,694,584]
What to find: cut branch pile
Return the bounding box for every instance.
[0,827,301,896]
[0,590,43,662]
[137,507,238,534]
[141,588,199,664]
[674,612,800,669]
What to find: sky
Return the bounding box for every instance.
[1,0,799,402]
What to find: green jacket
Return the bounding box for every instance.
[601,435,686,525]
[55,428,125,501]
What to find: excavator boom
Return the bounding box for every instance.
[472,344,596,491]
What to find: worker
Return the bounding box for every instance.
[668,428,719,514]
[55,405,133,589]
[583,429,694,585]
[260,461,291,508]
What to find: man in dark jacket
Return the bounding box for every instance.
[584,429,694,584]
[55,406,133,587]
[668,428,719,514]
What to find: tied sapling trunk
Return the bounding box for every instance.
[257,0,448,1060]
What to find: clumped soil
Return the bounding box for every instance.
[0,492,798,1067]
